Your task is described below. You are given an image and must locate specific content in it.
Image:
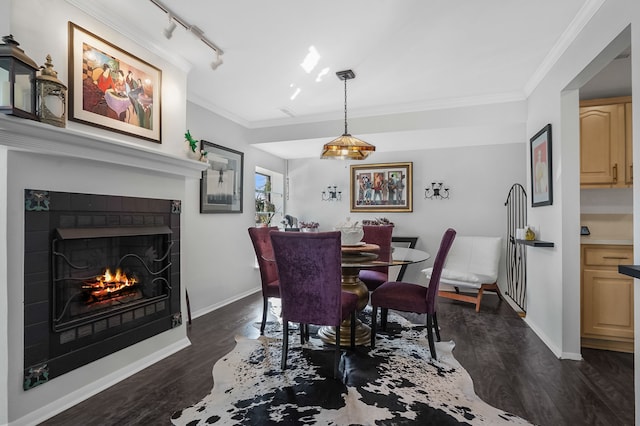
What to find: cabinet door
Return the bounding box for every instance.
[582,269,634,340]
[580,104,625,186]
[625,102,633,185]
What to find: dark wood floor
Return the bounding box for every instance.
[40,291,634,426]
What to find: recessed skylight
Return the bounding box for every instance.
[315,67,330,82]
[300,46,320,74]
[290,88,301,100]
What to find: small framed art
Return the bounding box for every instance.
[200,141,244,213]
[530,123,552,207]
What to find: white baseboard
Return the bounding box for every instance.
[192,287,261,320]
[12,337,191,426]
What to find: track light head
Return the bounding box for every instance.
[211,52,224,70]
[163,19,177,39]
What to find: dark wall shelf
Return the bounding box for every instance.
[515,239,555,247]
[619,265,640,279]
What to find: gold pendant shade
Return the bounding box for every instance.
[321,133,375,160]
[320,69,375,160]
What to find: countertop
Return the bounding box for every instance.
[619,265,640,279]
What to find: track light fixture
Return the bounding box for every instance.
[163,15,177,39]
[150,0,224,70]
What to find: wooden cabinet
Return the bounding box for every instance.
[581,244,634,352]
[580,96,632,188]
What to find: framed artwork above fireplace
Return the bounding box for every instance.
[68,22,162,143]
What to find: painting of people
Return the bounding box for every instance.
[351,163,413,212]
[69,23,161,143]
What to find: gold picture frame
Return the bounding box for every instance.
[350,162,413,212]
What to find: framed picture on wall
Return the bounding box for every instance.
[350,162,413,212]
[200,141,244,213]
[530,123,553,207]
[68,22,162,143]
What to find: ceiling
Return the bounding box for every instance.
[69,0,600,157]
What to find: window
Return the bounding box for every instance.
[255,168,283,227]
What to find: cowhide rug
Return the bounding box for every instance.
[171,312,533,425]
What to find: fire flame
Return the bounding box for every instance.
[82,268,138,297]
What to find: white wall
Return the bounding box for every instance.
[523,0,640,421]
[184,101,285,317]
[286,143,526,287]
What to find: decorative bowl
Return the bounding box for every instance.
[335,226,364,245]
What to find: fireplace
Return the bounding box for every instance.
[23,189,182,390]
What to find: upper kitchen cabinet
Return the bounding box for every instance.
[580,96,632,188]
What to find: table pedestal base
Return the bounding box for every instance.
[317,320,371,347]
[318,266,371,346]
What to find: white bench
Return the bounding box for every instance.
[422,236,502,312]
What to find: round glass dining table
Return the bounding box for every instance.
[317,244,431,346]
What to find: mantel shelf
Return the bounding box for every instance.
[0,114,209,178]
[515,239,555,247]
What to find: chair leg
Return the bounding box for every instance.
[370,306,378,349]
[334,323,341,379]
[281,321,289,370]
[426,314,437,360]
[476,288,484,312]
[260,297,268,335]
[300,323,305,345]
[350,312,356,349]
[304,324,310,342]
[381,308,389,331]
[433,312,441,341]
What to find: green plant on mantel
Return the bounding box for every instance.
[185,130,208,160]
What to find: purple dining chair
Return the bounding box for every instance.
[370,228,456,360]
[270,231,358,379]
[359,225,394,291]
[248,226,281,335]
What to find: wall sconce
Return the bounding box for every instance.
[425,182,450,200]
[321,185,342,201]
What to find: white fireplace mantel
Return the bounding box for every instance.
[0,114,209,178]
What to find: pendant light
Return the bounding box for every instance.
[320,70,375,160]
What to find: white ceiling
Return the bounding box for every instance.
[69,0,600,157]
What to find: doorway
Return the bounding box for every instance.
[572,27,633,355]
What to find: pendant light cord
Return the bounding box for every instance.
[343,77,349,136]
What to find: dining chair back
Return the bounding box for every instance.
[270,231,358,378]
[248,226,280,334]
[370,228,456,360]
[359,225,394,291]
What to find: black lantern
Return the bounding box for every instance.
[36,55,67,127]
[0,35,38,120]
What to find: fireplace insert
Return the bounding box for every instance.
[23,189,182,390]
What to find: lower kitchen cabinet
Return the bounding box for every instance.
[581,244,634,353]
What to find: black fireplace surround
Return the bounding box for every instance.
[23,189,182,390]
